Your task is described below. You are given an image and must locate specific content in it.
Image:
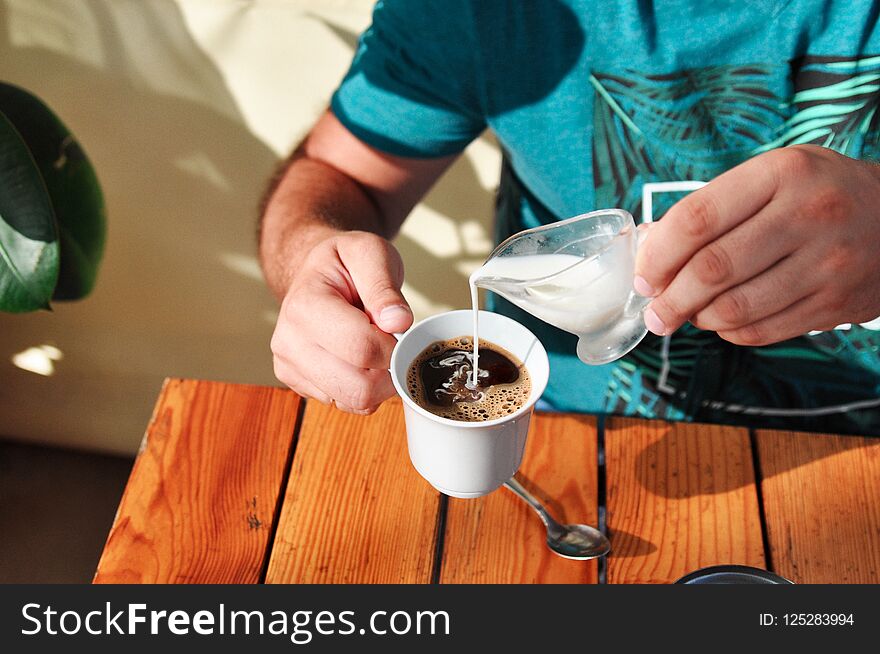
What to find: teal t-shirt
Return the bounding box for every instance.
[331,0,880,435]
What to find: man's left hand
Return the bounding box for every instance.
[634,145,880,345]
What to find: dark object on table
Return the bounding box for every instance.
[675,565,794,584]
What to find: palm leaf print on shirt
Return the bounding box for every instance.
[757,55,880,157]
[590,57,880,417]
[590,64,783,218]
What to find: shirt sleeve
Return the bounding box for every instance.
[330,0,486,158]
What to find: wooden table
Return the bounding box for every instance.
[95,378,880,584]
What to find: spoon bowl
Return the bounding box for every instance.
[504,477,610,560]
[547,523,610,560]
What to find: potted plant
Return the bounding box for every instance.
[0,82,105,312]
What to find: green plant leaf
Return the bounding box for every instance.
[0,108,58,312]
[0,83,105,302]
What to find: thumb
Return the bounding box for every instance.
[338,233,414,333]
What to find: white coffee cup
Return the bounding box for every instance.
[389,310,550,498]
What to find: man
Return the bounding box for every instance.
[261,1,880,435]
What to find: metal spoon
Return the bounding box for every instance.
[504,477,611,560]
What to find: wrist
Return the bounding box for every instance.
[260,218,342,300]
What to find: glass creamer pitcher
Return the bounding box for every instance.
[470,208,649,365]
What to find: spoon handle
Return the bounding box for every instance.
[503,477,557,529]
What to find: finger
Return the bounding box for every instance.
[635,154,780,296]
[295,339,396,412]
[272,357,333,403]
[691,249,818,331]
[337,233,414,333]
[289,286,399,370]
[290,379,333,405]
[291,379,332,404]
[277,342,389,412]
[644,201,801,334]
[332,401,381,416]
[717,294,821,346]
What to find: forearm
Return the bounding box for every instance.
[259,154,388,300]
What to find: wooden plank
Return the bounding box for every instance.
[605,418,765,583]
[94,379,302,583]
[755,429,880,583]
[265,397,441,583]
[440,413,599,584]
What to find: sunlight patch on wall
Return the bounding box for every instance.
[7,0,105,69]
[218,252,264,282]
[465,134,502,191]
[177,0,374,156]
[175,151,230,190]
[400,207,463,258]
[458,220,493,256]
[401,282,453,323]
[453,258,491,279]
[11,344,63,377]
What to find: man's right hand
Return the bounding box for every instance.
[270,230,414,415]
[262,111,455,413]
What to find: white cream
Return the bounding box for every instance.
[468,242,635,359]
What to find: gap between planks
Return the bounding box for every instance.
[604,418,766,584]
[264,398,440,583]
[754,428,880,583]
[258,394,309,584]
[438,413,600,584]
[95,379,303,584]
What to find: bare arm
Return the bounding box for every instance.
[259,111,454,298]
[260,111,456,413]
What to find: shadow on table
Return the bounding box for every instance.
[605,528,658,559]
[517,470,658,558]
[631,423,875,498]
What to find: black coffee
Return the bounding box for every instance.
[406,336,531,422]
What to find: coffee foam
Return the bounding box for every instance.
[406,337,531,422]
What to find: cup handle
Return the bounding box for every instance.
[624,226,652,319]
[387,332,405,374]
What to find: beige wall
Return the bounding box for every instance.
[0,0,500,455]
